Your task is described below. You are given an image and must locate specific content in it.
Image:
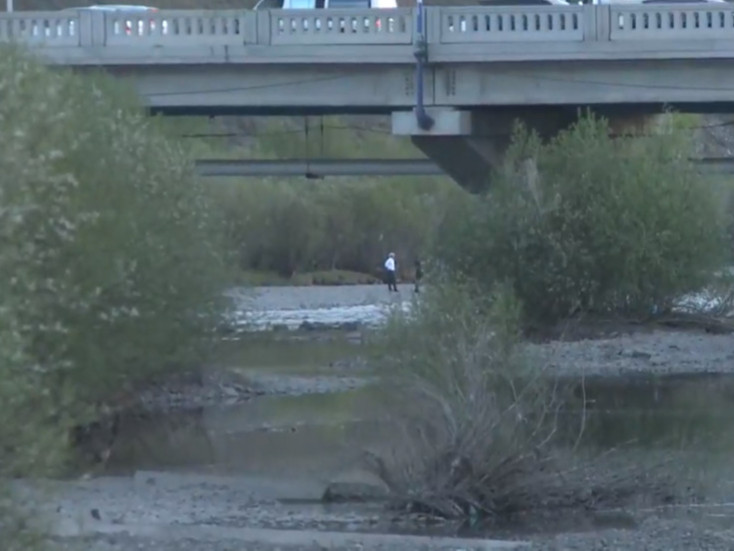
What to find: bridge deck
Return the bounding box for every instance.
[4,6,734,113]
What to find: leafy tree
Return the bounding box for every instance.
[434,114,725,324]
[0,47,229,413]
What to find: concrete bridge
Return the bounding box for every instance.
[4,5,734,190]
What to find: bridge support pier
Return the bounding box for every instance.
[392,108,577,193]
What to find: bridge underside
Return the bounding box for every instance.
[393,106,696,192]
[76,60,734,191]
[148,102,734,117]
[76,58,734,117]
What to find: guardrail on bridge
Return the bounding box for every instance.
[1,5,734,48]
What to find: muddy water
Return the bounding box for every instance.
[107,389,386,478]
[84,334,734,544]
[570,373,734,452]
[109,335,734,482]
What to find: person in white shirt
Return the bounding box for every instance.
[384,252,398,292]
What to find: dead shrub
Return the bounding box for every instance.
[366,283,693,522]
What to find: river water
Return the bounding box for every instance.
[58,285,734,544]
[225,283,730,332]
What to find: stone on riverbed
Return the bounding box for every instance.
[321,481,389,503]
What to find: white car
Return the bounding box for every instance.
[73,5,167,36]
[35,5,166,38]
[256,0,399,34]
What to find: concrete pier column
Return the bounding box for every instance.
[392,107,577,193]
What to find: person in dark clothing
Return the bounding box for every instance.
[414,259,423,293]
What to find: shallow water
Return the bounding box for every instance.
[570,373,734,451]
[98,334,734,541]
[223,284,732,333]
[107,388,385,478]
[110,331,734,478]
[226,285,413,331]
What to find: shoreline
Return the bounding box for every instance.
[56,285,734,551]
[114,321,734,417]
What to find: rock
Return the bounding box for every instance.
[321,482,389,503]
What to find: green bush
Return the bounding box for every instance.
[213,177,459,280]
[0,48,228,412]
[434,114,726,324]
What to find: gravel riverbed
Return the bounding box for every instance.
[46,519,734,551]
[42,286,734,550]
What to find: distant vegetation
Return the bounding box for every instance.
[432,114,728,325]
[165,116,462,283]
[165,112,732,304]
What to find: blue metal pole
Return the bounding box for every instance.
[414,0,434,131]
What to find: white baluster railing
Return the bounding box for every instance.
[610,4,734,40]
[269,8,412,45]
[103,10,249,46]
[437,5,584,43]
[0,11,79,45]
[0,6,734,51]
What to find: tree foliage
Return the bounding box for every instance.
[433,114,726,324]
[213,178,459,279]
[0,47,228,421]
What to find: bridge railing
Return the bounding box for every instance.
[435,5,585,43]
[609,4,734,40]
[0,11,79,45]
[2,5,734,49]
[266,8,412,44]
[103,10,250,45]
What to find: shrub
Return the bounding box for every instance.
[213,177,459,281]
[0,47,229,414]
[365,281,566,518]
[433,114,726,325]
[365,282,689,521]
[0,299,71,549]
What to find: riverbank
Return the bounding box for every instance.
[46,517,734,551]
[130,325,734,415]
[42,285,734,550]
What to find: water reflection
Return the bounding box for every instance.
[567,373,734,451]
[107,374,734,479]
[107,388,385,477]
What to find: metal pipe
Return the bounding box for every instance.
[193,157,734,178]
[414,0,434,131]
[194,158,443,177]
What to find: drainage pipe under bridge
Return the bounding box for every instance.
[195,158,734,178]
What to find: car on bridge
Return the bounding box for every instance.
[70,5,167,36]
[255,0,399,33]
[30,4,165,39]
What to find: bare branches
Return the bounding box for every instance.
[368,284,691,523]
